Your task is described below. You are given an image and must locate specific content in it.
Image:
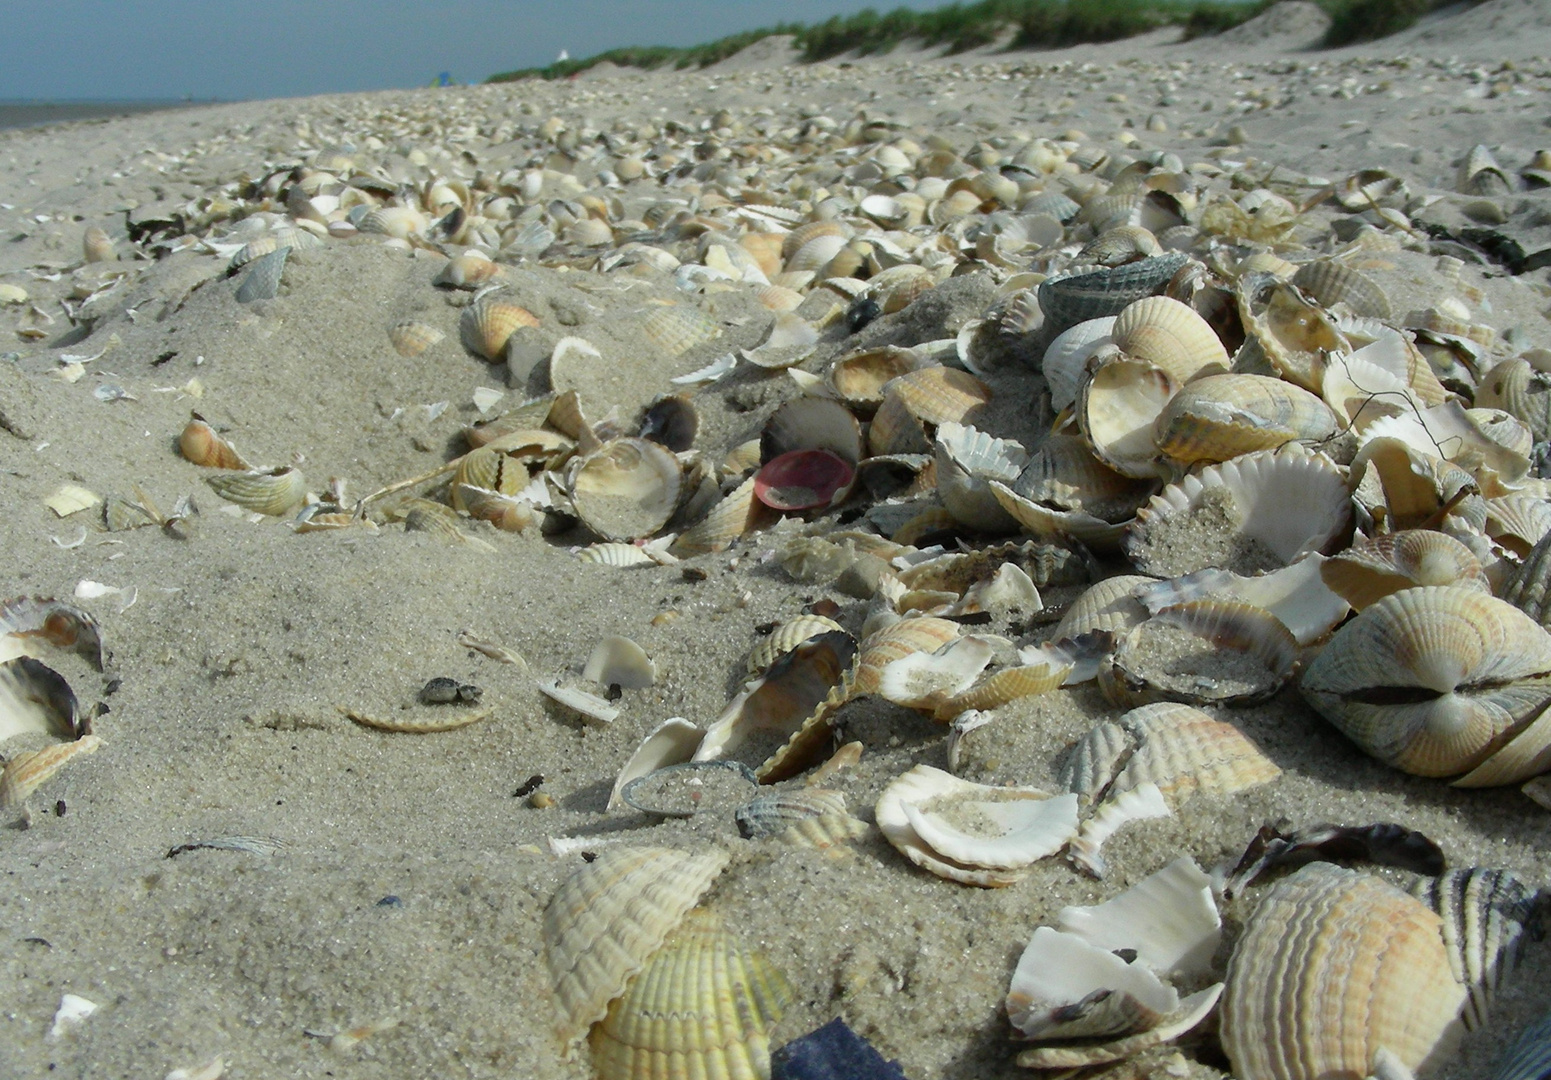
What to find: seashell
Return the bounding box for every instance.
[930,652,1074,721]
[669,475,774,557]
[876,765,1079,887]
[1501,531,1551,629]
[1102,701,1281,807]
[1291,259,1391,319]
[1486,495,1551,558]
[538,677,620,725]
[1012,434,1156,524]
[1076,224,1161,267]
[1053,576,1152,640]
[0,595,108,672]
[742,312,819,370]
[1476,357,1551,444]
[178,417,249,470]
[781,220,849,264]
[570,438,682,542]
[1057,856,1222,979]
[618,760,760,819]
[1135,554,1348,647]
[451,447,525,506]
[1013,984,1221,1070]
[1300,587,1551,781]
[543,846,730,1053]
[82,226,115,263]
[565,217,614,247]
[1236,273,1349,392]
[1,734,103,811]
[1236,251,1298,279]
[607,719,704,812]
[1101,601,1301,708]
[387,320,445,357]
[934,422,1027,534]
[1493,1013,1551,1080]
[1411,867,1541,1032]
[761,397,864,467]
[1459,144,1513,196]
[638,394,698,453]
[589,910,791,1080]
[735,788,849,838]
[826,347,926,411]
[1038,253,1189,336]
[1077,356,1176,480]
[748,616,846,675]
[584,636,656,690]
[432,251,505,289]
[455,485,536,532]
[852,617,961,697]
[460,295,540,360]
[343,703,492,733]
[0,659,76,743]
[1112,296,1229,385]
[1154,373,1339,466]
[881,366,992,428]
[1126,446,1350,578]
[359,206,427,239]
[1219,863,1467,1080]
[1349,437,1487,537]
[234,246,287,303]
[866,392,932,457]
[1067,782,1171,878]
[205,467,306,516]
[642,304,720,357]
[694,631,856,783]
[875,637,997,714]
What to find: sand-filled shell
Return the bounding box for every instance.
[1112,295,1229,385]
[1291,259,1391,319]
[1078,356,1176,479]
[1412,867,1541,1032]
[1042,316,1116,412]
[205,467,306,516]
[852,618,962,697]
[387,320,445,357]
[1300,587,1551,780]
[544,846,731,1053]
[607,719,704,812]
[876,765,1079,887]
[569,438,682,541]
[1219,863,1467,1080]
[1153,373,1339,466]
[1038,253,1189,335]
[1102,601,1301,708]
[589,910,792,1080]
[1012,433,1158,524]
[459,294,540,360]
[1125,447,1350,578]
[1135,555,1348,647]
[1320,530,1490,611]
[178,418,249,470]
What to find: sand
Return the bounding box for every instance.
[1,4,1549,1078]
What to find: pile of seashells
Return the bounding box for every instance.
[13,70,1551,1079]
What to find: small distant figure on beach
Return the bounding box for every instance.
[432,71,453,87]
[556,49,570,62]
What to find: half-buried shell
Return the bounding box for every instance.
[206,467,306,516]
[569,438,682,541]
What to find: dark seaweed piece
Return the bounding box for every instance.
[772,1017,911,1080]
[846,296,881,334]
[1460,228,1528,275]
[1222,821,1445,896]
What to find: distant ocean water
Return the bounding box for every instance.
[0,100,213,132]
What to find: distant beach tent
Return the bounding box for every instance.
[556,49,570,62]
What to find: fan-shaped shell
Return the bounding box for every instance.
[1320,531,1490,611]
[1220,863,1467,1080]
[1501,531,1551,630]
[460,295,540,360]
[826,347,926,411]
[669,476,773,557]
[451,446,526,505]
[1476,357,1551,444]
[852,618,961,697]
[1038,253,1189,335]
[433,251,504,289]
[1078,356,1176,480]
[1154,373,1339,466]
[1052,576,1152,640]
[735,788,849,838]
[205,467,306,516]
[0,733,102,809]
[1105,701,1281,804]
[1014,433,1158,524]
[1125,447,1350,578]
[387,320,445,357]
[1300,587,1551,779]
[934,422,1027,534]
[1291,259,1391,319]
[543,846,731,1052]
[881,366,992,428]
[761,397,863,465]
[1113,296,1229,385]
[747,616,846,675]
[1412,867,1541,1033]
[589,911,791,1080]
[179,418,248,470]
[1101,601,1301,708]
[641,304,721,356]
[570,438,682,541]
[1043,317,1117,412]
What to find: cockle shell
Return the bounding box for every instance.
[1300,586,1551,781]
[607,719,704,811]
[359,206,427,239]
[205,467,306,516]
[761,397,864,467]
[178,418,249,470]
[1101,601,1301,708]
[460,294,540,360]
[641,304,721,356]
[876,764,1079,887]
[851,617,961,697]
[1349,437,1487,537]
[1458,144,1513,196]
[734,788,849,839]
[1236,273,1348,391]
[934,422,1027,533]
[866,391,932,457]
[1476,357,1551,443]
[569,438,682,542]
[1041,316,1116,411]
[387,320,445,357]
[1320,530,1490,611]
[1153,373,1339,466]
[881,366,992,428]
[1493,1012,1551,1080]
[451,447,526,506]
[826,346,926,411]
[433,251,505,289]
[1012,433,1158,523]
[0,734,103,810]
[1134,555,1348,647]
[1078,356,1177,480]
[1052,576,1153,640]
[1219,863,1467,1080]
[82,226,115,264]
[747,616,846,675]
[1112,295,1229,385]
[1291,259,1391,319]
[589,910,792,1080]
[543,846,730,1053]
[1039,253,1189,336]
[1411,867,1541,1032]
[1125,446,1350,578]
[0,595,107,671]
[1501,531,1551,629]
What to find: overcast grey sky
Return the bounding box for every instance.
[0,0,955,102]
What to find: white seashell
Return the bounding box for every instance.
[1057,856,1221,979]
[537,678,620,725]
[1043,317,1117,412]
[934,421,1028,533]
[1067,782,1170,878]
[1133,554,1348,646]
[583,635,656,689]
[607,718,703,811]
[875,637,996,712]
[1006,926,1180,1041]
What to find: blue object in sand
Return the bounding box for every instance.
[771,1017,911,1080]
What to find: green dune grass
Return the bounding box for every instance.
[485,0,1482,83]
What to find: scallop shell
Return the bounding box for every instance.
[451,447,525,505]
[570,438,682,542]
[852,617,961,697]
[205,467,306,516]
[1412,867,1541,1032]
[1078,356,1176,480]
[387,320,445,357]
[1153,373,1339,466]
[1300,586,1551,780]
[1487,495,1551,558]
[0,734,102,810]
[460,295,540,360]
[1043,316,1120,412]
[1291,259,1392,319]
[1236,273,1349,392]
[930,655,1073,721]
[1125,446,1350,578]
[934,422,1027,533]
[669,475,774,557]
[1039,253,1189,336]
[642,305,721,357]
[881,366,992,428]
[1321,532,1490,613]
[747,616,846,675]
[589,910,791,1080]
[543,846,731,1052]
[1113,296,1229,385]
[1219,863,1467,1080]
[826,347,926,411]
[1106,701,1281,805]
[1052,576,1152,640]
[782,221,849,264]
[876,764,1079,886]
[1101,601,1301,708]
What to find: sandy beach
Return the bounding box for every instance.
[2,3,1549,1078]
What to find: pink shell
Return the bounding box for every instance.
[754,449,856,511]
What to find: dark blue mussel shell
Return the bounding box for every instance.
[772,1017,911,1080]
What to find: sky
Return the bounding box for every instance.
[0,0,958,102]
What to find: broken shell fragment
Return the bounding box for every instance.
[543,846,730,1053]
[607,718,704,812]
[1057,856,1222,979]
[583,635,656,690]
[205,467,306,517]
[1006,926,1189,1041]
[538,679,621,725]
[569,438,682,542]
[1101,600,1301,708]
[0,733,102,810]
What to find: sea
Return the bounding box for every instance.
[0,100,214,132]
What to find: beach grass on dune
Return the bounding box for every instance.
[484,0,1485,83]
